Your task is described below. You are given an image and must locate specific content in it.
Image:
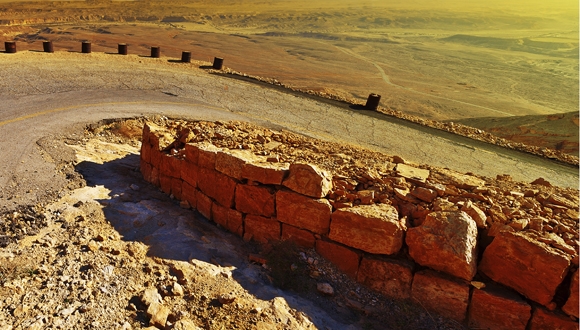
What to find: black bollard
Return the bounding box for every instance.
[81,41,91,54]
[212,57,224,70]
[118,43,127,55]
[43,41,54,53]
[365,93,381,110]
[181,51,191,63]
[151,46,160,58]
[4,41,16,53]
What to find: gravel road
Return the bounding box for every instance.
[0,51,577,209]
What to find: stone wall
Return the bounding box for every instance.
[140,122,579,329]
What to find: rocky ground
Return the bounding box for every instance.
[0,118,470,330]
[0,117,578,329]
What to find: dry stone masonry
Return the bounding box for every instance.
[140,119,579,329]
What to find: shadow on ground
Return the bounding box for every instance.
[74,153,359,329]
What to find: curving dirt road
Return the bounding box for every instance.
[0,51,577,209]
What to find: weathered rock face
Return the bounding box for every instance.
[329,204,404,255]
[468,287,531,330]
[479,231,571,306]
[529,307,579,330]
[406,211,478,281]
[282,163,332,198]
[357,257,413,299]
[562,270,579,318]
[411,270,470,322]
[276,190,332,235]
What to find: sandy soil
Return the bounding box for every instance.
[0,0,578,155]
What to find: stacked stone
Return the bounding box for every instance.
[140,122,579,329]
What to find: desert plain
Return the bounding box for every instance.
[0,0,578,155]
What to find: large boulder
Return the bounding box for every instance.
[282,163,332,198]
[329,204,404,255]
[406,211,478,281]
[479,231,571,307]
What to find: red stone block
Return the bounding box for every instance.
[244,215,280,244]
[235,184,276,217]
[212,203,244,237]
[227,210,244,237]
[196,190,213,221]
[183,143,200,165]
[563,270,579,318]
[411,269,470,323]
[197,143,220,169]
[159,174,172,195]
[197,167,216,197]
[468,286,531,330]
[479,231,571,306]
[181,161,198,188]
[197,168,237,208]
[329,204,404,255]
[282,163,333,198]
[276,190,332,235]
[241,161,289,185]
[357,257,413,299]
[140,140,152,164]
[182,182,197,209]
[212,202,229,228]
[406,211,478,281]
[216,149,257,180]
[140,160,152,183]
[281,224,316,249]
[171,178,182,200]
[160,154,182,179]
[142,123,151,145]
[150,146,162,168]
[150,166,160,186]
[315,240,360,278]
[529,308,579,330]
